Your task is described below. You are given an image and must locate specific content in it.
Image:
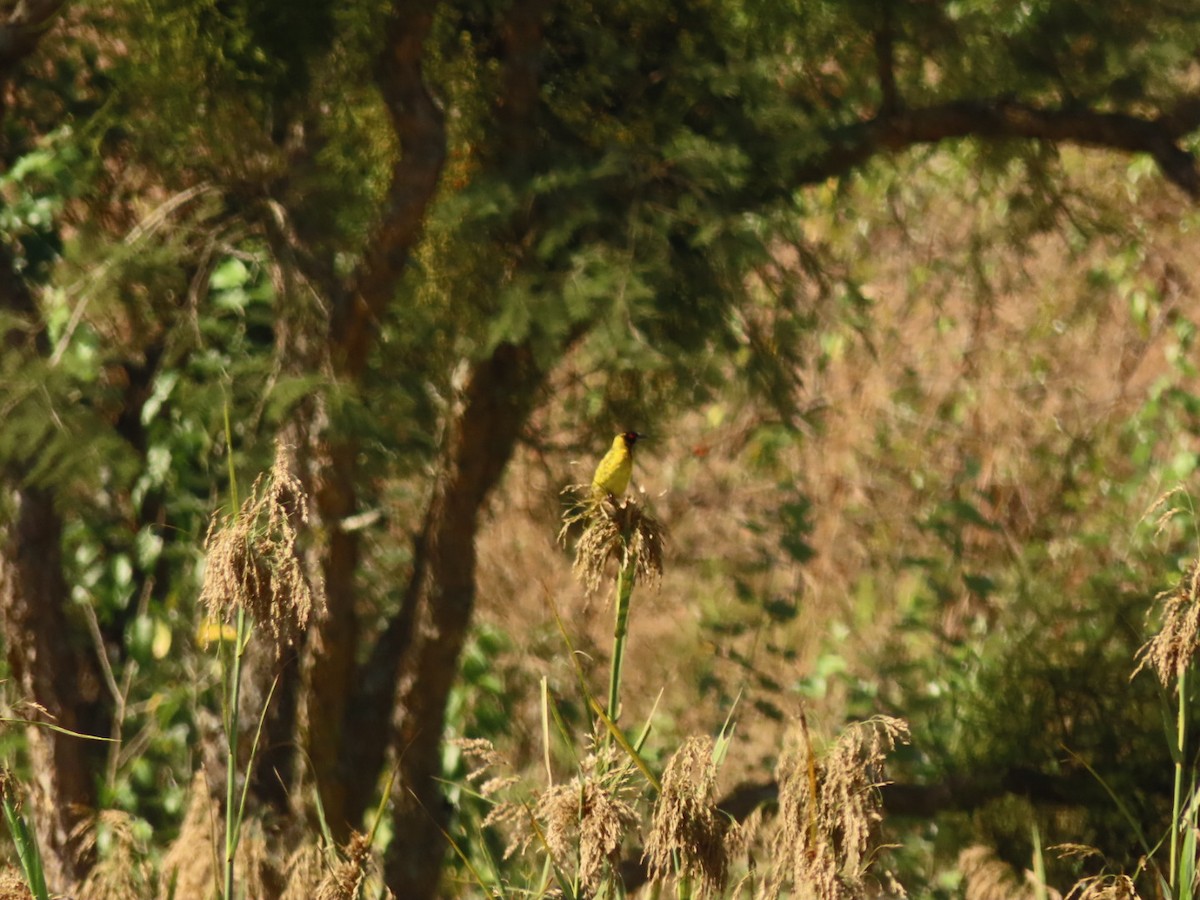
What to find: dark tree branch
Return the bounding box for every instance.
[338,0,552,844]
[796,98,1200,197]
[874,4,898,116]
[496,0,549,169]
[299,0,447,836]
[0,0,65,72]
[366,4,555,887]
[338,501,429,830]
[384,340,552,899]
[330,0,447,376]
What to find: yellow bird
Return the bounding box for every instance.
[591,431,641,500]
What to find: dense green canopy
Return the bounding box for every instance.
[1,0,1199,896]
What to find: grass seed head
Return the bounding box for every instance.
[1134,559,1200,687]
[644,735,733,898]
[159,772,219,900]
[0,868,32,900]
[536,778,638,890]
[453,737,509,785]
[316,832,372,900]
[281,843,325,900]
[482,800,531,861]
[958,846,1048,900]
[494,742,638,890]
[561,486,665,595]
[235,820,274,900]
[1066,874,1141,900]
[199,445,324,654]
[74,811,154,900]
[762,715,909,900]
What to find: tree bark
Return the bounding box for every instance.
[790,97,1200,198]
[383,341,549,898]
[295,0,447,837]
[0,213,100,893]
[0,486,99,891]
[298,437,363,834]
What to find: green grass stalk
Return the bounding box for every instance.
[1,780,49,900]
[221,401,244,900]
[607,548,637,727]
[1031,821,1048,900]
[223,607,248,900]
[1172,665,1188,895]
[1180,780,1199,900]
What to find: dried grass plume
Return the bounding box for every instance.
[1065,874,1143,900]
[1134,559,1200,687]
[560,486,665,595]
[644,735,735,898]
[316,832,372,900]
[760,714,909,900]
[281,842,326,900]
[74,811,155,900]
[959,845,1061,900]
[0,866,33,900]
[158,772,218,900]
[199,444,325,653]
[484,741,638,893]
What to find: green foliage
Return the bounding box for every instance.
[2,777,50,900]
[5,0,1200,895]
[412,0,827,432]
[0,128,85,284]
[442,622,525,889]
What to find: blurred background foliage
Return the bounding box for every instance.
[1,0,1200,896]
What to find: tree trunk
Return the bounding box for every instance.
[0,486,99,891]
[292,0,447,838]
[383,341,548,897]
[298,436,362,835]
[0,203,101,893]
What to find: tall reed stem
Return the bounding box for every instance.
[607,546,637,727]
[223,606,248,900]
[1171,665,1187,894]
[221,402,244,900]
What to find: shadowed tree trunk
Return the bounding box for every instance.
[0,486,100,891]
[285,0,448,838]
[383,340,551,896]
[198,0,450,838]
[0,166,103,891]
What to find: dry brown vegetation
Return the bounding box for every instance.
[199,444,323,654]
[472,147,1200,785]
[5,90,1200,900]
[419,148,1200,897]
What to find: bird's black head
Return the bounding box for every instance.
[622,431,641,447]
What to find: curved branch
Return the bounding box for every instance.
[0,0,65,71]
[0,0,66,123]
[797,98,1200,197]
[873,5,898,116]
[300,0,447,835]
[382,340,552,899]
[331,0,447,376]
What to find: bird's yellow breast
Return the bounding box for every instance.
[592,434,634,498]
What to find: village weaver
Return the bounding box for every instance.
[591,431,641,500]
